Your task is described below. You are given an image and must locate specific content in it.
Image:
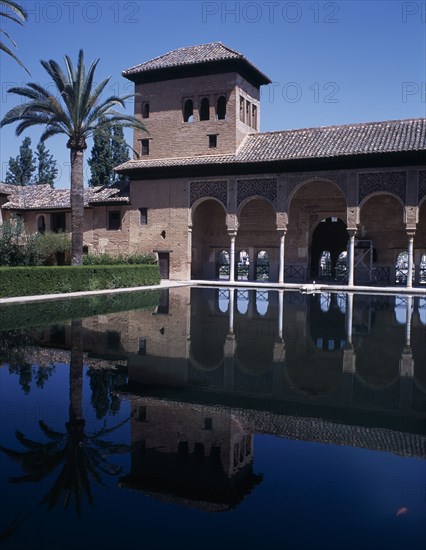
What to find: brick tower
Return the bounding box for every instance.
[122,42,271,160]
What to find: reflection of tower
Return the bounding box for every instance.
[119,398,262,511]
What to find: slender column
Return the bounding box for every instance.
[347,230,356,287]
[278,230,286,284]
[229,231,237,282]
[406,232,415,288]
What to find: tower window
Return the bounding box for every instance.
[208,134,217,148]
[141,139,149,156]
[252,104,257,129]
[142,102,150,119]
[217,95,226,120]
[239,96,245,122]
[245,100,251,126]
[183,99,194,122]
[200,97,210,121]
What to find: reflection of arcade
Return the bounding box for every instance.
[123,288,425,420]
[119,398,262,512]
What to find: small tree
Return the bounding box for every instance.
[88,124,130,186]
[88,125,113,187]
[35,141,58,186]
[5,136,36,186]
[111,125,130,183]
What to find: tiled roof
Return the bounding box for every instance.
[237,118,426,161]
[123,42,271,83]
[0,182,130,210]
[115,118,426,172]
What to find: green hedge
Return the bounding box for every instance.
[0,264,160,298]
[0,290,161,330]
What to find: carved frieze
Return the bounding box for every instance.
[190,180,228,208]
[237,178,277,208]
[358,172,406,204]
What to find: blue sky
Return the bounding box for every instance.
[1,0,425,187]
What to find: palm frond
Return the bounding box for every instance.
[0,1,27,20]
[0,41,30,74]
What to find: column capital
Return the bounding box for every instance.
[347,228,357,237]
[406,229,416,238]
[227,230,238,238]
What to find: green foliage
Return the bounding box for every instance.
[88,125,113,187]
[0,217,39,266]
[35,141,58,186]
[4,138,58,186]
[0,264,160,298]
[0,49,147,265]
[83,253,156,265]
[0,290,160,330]
[34,231,71,265]
[88,123,130,187]
[0,221,71,267]
[5,137,36,186]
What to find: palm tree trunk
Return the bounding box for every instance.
[70,148,84,266]
[69,319,84,421]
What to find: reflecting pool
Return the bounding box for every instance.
[0,288,425,549]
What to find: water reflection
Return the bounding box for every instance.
[0,320,131,517]
[0,287,425,545]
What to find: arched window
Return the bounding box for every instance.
[183,99,194,122]
[216,96,226,120]
[142,102,149,119]
[200,97,210,121]
[395,251,414,284]
[335,251,347,281]
[217,250,230,280]
[419,253,426,284]
[256,250,269,281]
[319,251,332,278]
[37,215,46,234]
[237,250,249,280]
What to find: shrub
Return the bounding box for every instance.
[0,264,160,298]
[34,231,71,265]
[0,217,40,266]
[83,253,157,265]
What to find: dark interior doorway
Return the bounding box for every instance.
[310,218,348,280]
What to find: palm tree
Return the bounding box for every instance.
[0,0,29,73]
[0,50,147,265]
[0,320,132,515]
